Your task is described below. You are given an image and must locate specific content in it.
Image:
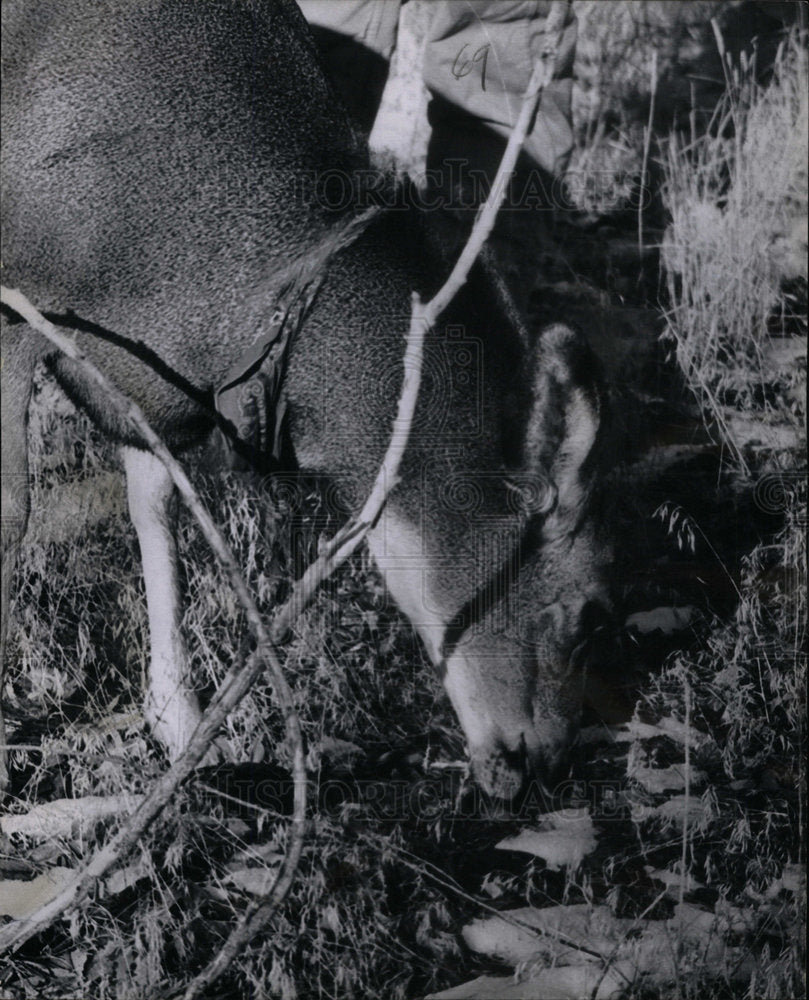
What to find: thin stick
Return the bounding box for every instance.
[186,4,574,986]
[587,887,669,1000]
[638,49,658,259]
[429,0,570,321]
[180,302,431,1000]
[271,0,572,642]
[0,0,571,973]
[0,286,307,960]
[679,673,692,913]
[389,842,611,965]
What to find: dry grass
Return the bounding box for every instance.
[2,11,806,1000]
[3,387,465,999]
[661,28,807,466]
[633,495,806,999]
[629,24,807,998]
[568,0,725,214]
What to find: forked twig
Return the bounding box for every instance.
[271,0,572,640]
[428,0,570,320]
[180,296,431,999]
[0,0,571,985]
[0,285,307,961]
[270,289,429,643]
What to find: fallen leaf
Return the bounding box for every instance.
[225,865,280,896]
[426,961,632,999]
[630,764,707,794]
[764,862,806,899]
[0,867,76,918]
[625,606,698,634]
[585,717,709,750]
[645,865,706,894]
[647,794,708,830]
[0,794,142,840]
[496,808,597,870]
[104,860,152,897]
[462,904,631,964]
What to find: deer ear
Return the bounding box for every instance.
[523,323,604,538]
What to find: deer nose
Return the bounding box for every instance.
[471,734,570,801]
[471,746,527,801]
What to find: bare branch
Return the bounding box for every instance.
[186,292,432,1000]
[0,286,307,960]
[270,0,572,643]
[271,291,430,642]
[0,0,570,976]
[427,0,571,321]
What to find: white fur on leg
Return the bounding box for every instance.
[123,446,202,761]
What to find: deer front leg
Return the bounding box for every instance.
[1,327,35,795]
[123,446,203,762]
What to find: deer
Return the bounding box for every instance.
[0,0,612,801]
